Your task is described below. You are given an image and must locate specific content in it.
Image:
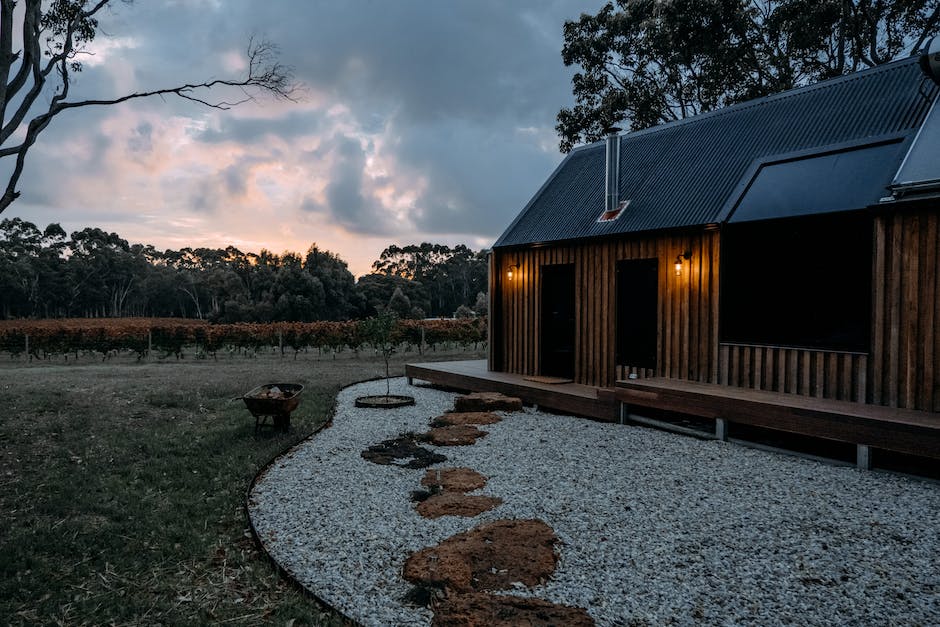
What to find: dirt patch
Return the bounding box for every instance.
[426,425,487,446]
[431,412,502,427]
[361,435,447,469]
[417,493,503,519]
[403,519,558,594]
[431,592,595,626]
[454,392,523,413]
[421,468,487,493]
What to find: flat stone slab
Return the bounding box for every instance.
[426,425,487,446]
[403,519,558,594]
[432,592,595,626]
[421,467,487,493]
[416,493,503,519]
[431,411,502,427]
[361,435,447,468]
[454,392,523,413]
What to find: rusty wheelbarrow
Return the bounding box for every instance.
[240,383,304,434]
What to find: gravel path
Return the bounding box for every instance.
[248,377,940,626]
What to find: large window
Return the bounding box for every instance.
[720,212,872,352]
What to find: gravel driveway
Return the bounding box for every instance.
[248,377,940,626]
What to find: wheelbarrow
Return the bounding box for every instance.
[240,383,304,434]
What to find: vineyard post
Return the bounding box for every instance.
[278,330,283,357]
[148,331,153,362]
[420,327,425,356]
[25,334,29,361]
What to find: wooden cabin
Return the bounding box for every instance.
[408,51,940,467]
[488,55,940,418]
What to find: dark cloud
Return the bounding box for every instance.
[302,134,397,236]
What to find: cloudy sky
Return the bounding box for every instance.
[5,0,603,276]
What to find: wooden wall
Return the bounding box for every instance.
[490,203,939,411]
[491,229,720,388]
[871,207,940,411]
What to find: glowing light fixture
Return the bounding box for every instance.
[674,250,692,276]
[507,264,518,281]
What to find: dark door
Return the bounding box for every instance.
[540,264,575,378]
[617,259,658,369]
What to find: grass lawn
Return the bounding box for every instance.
[0,346,483,625]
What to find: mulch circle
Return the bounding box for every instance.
[354,394,416,409]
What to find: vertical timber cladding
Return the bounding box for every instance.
[871,207,940,411]
[494,229,721,388]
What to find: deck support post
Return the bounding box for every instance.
[856,444,872,470]
[715,418,728,441]
[407,376,414,386]
[619,403,628,425]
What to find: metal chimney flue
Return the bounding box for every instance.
[604,127,622,213]
[920,36,940,86]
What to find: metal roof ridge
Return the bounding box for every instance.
[571,56,923,151]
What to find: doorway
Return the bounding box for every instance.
[540,264,575,378]
[617,259,658,370]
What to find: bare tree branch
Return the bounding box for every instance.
[0,0,298,214]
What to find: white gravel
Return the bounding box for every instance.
[248,377,940,626]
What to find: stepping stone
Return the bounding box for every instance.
[432,593,595,626]
[361,435,447,469]
[431,411,502,427]
[426,425,487,446]
[416,493,503,519]
[421,467,487,493]
[403,519,558,594]
[454,392,523,413]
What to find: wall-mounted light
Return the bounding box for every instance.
[674,250,692,276]
[507,264,519,281]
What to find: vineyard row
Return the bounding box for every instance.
[0,318,487,359]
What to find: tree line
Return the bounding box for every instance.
[0,218,488,322]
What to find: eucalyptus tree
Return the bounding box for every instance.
[556,0,940,151]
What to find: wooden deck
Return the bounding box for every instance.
[405,361,940,468]
[405,360,617,420]
[614,378,940,465]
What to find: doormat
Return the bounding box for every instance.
[523,376,574,384]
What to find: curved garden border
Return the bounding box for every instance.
[244,381,370,626]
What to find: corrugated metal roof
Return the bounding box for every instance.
[494,57,939,248]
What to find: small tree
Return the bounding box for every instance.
[359,310,399,398]
[454,304,474,319]
[387,286,412,319]
[473,291,488,317]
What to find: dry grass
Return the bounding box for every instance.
[0,346,483,625]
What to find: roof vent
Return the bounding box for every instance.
[598,199,630,223]
[921,36,940,86]
[604,127,622,213]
